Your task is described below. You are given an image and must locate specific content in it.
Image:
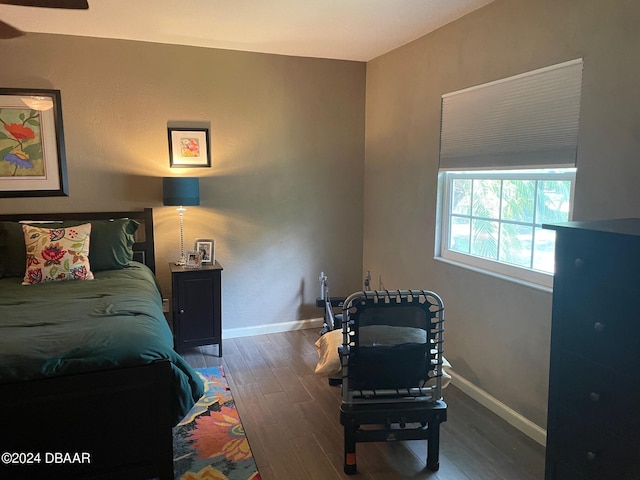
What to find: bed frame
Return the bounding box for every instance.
[0,208,174,480]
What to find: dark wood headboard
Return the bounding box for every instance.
[0,208,155,273]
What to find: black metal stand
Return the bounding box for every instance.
[340,400,447,475]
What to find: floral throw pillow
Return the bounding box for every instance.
[22,223,94,285]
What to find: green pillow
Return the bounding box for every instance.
[0,221,27,278]
[89,219,139,271]
[0,219,139,277]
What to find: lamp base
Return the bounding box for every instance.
[176,207,186,267]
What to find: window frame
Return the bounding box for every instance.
[436,168,576,289]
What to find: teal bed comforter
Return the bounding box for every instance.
[0,262,204,422]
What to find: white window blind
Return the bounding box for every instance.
[439,58,583,171]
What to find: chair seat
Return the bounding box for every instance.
[340,399,447,426]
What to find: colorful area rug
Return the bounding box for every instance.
[173,366,261,480]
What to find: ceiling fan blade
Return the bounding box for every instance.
[0,0,88,8]
[0,18,24,39]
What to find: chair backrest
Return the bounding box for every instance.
[341,290,444,403]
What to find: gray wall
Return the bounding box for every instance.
[1,34,366,333]
[364,0,640,428]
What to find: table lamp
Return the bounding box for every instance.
[163,177,200,265]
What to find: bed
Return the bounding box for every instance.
[0,208,204,479]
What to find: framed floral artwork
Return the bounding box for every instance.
[168,127,211,168]
[0,88,68,197]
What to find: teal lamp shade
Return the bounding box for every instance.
[163,177,200,206]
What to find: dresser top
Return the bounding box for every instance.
[543,218,640,237]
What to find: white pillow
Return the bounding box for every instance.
[314,329,344,376]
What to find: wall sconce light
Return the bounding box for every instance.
[163,177,200,265]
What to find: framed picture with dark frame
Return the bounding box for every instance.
[0,88,68,197]
[195,239,215,264]
[168,127,210,168]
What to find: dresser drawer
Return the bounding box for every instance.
[554,279,640,376]
[554,352,640,444]
[555,408,640,480]
[555,229,640,285]
[552,461,590,480]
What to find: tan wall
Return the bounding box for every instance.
[1,34,366,331]
[364,0,640,428]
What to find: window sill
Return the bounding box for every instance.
[434,256,553,294]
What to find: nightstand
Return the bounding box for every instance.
[170,261,223,356]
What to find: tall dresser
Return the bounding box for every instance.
[544,219,640,480]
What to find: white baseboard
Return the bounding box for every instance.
[449,371,547,446]
[222,317,324,339]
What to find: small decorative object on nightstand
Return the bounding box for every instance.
[185,250,202,269]
[170,261,223,356]
[195,239,215,264]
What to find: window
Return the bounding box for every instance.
[436,59,583,288]
[438,168,575,287]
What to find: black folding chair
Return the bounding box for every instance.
[339,289,447,474]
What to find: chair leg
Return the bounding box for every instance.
[426,419,441,472]
[344,418,357,475]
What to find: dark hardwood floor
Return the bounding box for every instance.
[181,329,545,480]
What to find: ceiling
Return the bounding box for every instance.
[0,0,493,61]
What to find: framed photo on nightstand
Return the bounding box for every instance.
[185,251,202,269]
[195,239,215,263]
